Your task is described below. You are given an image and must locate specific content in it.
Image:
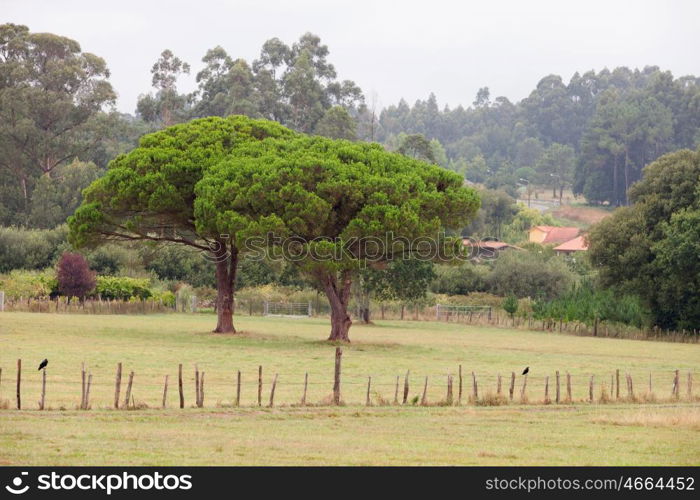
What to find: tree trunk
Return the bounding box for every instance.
[361,307,370,324]
[213,244,238,333]
[323,270,353,342]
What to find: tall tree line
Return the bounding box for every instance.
[3,23,700,230]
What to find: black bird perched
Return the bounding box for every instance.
[522,367,529,376]
[38,359,48,371]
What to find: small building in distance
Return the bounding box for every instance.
[462,239,522,260]
[553,235,588,256]
[528,225,580,245]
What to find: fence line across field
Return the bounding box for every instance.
[436,304,492,321]
[2,353,696,411]
[263,301,313,317]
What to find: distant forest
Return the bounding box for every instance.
[2,24,700,228]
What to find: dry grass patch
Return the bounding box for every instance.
[592,408,700,430]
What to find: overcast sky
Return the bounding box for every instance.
[5,0,699,113]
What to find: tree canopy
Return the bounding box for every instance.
[588,148,700,329]
[69,115,297,332]
[194,133,480,341]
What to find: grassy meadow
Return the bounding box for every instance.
[0,312,698,465]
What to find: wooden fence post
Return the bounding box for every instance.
[458,365,463,405]
[520,374,528,401]
[471,372,478,401]
[421,376,428,406]
[566,372,572,402]
[497,373,502,395]
[124,371,134,409]
[366,376,372,406]
[199,372,205,408]
[178,364,184,409]
[446,374,453,405]
[39,369,46,410]
[648,373,652,395]
[258,365,263,407]
[85,373,92,409]
[16,359,21,410]
[162,375,169,409]
[236,371,241,407]
[509,372,515,401]
[688,372,693,400]
[269,374,278,407]
[393,376,399,404]
[588,375,594,403]
[555,371,560,404]
[195,365,200,407]
[402,370,410,405]
[627,374,634,400]
[333,348,342,405]
[673,369,680,398]
[300,372,308,406]
[114,362,122,409]
[615,369,620,400]
[80,363,86,410]
[544,376,550,403]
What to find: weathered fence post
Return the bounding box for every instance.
[16,359,21,410]
[195,365,200,407]
[402,370,410,405]
[555,371,560,404]
[421,376,428,406]
[588,375,594,403]
[236,370,241,407]
[688,372,693,400]
[198,372,205,408]
[114,362,122,409]
[85,373,92,409]
[458,365,463,405]
[39,369,46,410]
[497,373,502,395]
[162,375,169,409]
[615,369,620,400]
[80,363,86,410]
[365,376,372,406]
[178,364,184,409]
[258,365,263,407]
[446,374,453,405]
[672,369,680,399]
[648,373,652,395]
[544,376,550,403]
[333,348,342,405]
[509,372,515,401]
[566,372,572,402]
[124,371,134,409]
[627,374,634,400]
[520,374,528,401]
[269,374,278,407]
[300,372,308,406]
[393,376,399,405]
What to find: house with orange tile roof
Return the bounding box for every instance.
[528,225,580,245]
[553,235,588,255]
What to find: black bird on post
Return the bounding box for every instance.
[522,367,529,376]
[38,359,48,371]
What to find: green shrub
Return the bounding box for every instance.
[0,226,67,272]
[0,269,57,299]
[95,276,152,300]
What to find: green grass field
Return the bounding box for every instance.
[0,312,698,465]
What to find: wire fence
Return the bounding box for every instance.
[1,351,697,411]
